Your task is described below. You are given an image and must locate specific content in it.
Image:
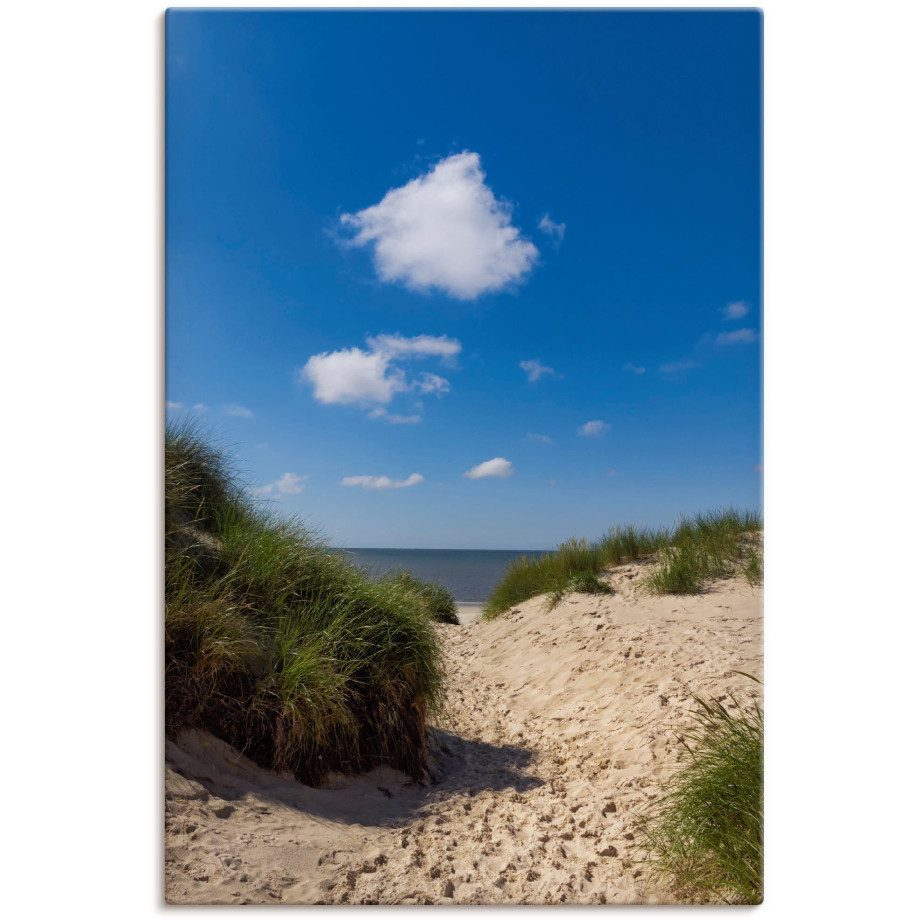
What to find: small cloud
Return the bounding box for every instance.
[191,403,208,412]
[276,473,307,494]
[519,359,560,383]
[526,433,552,444]
[659,359,702,375]
[715,329,758,346]
[367,407,423,425]
[463,457,515,480]
[340,473,424,490]
[414,372,450,395]
[366,333,461,364]
[301,333,460,407]
[166,400,183,410]
[538,213,566,245]
[255,443,269,450]
[578,420,610,437]
[254,472,308,498]
[341,151,539,300]
[548,479,556,486]
[303,347,405,406]
[223,404,254,418]
[622,363,646,376]
[723,300,750,320]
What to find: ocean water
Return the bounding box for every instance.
[340,548,543,603]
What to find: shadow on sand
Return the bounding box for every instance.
[166,725,543,830]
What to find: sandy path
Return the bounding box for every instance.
[166,562,762,904]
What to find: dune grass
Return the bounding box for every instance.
[482,509,762,618]
[383,570,460,624]
[165,421,451,784]
[482,538,609,618]
[637,681,764,904]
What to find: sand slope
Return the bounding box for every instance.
[166,562,762,904]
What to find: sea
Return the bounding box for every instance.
[339,548,543,604]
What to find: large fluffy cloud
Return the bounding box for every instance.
[301,333,460,407]
[463,457,515,479]
[341,152,539,300]
[340,473,424,490]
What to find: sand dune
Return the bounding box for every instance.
[165,561,763,904]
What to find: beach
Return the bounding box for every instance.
[166,558,762,904]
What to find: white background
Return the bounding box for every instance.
[3,1,919,915]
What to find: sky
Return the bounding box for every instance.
[166,9,762,550]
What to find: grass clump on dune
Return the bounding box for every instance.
[483,509,762,617]
[384,571,459,625]
[638,680,764,904]
[165,421,447,784]
[482,538,608,618]
[645,509,763,596]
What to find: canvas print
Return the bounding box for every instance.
[165,9,763,905]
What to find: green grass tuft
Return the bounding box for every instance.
[165,422,447,784]
[637,681,764,904]
[383,570,460,624]
[483,509,762,616]
[482,538,604,618]
[742,548,764,587]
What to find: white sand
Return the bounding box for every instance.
[455,602,483,626]
[166,561,762,904]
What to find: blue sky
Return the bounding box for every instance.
[166,9,762,550]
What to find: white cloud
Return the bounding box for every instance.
[191,403,208,412]
[303,347,405,405]
[414,372,450,395]
[519,359,560,383]
[254,472,308,497]
[723,301,750,319]
[715,328,758,345]
[341,151,539,300]
[276,473,307,494]
[659,359,702,374]
[223,403,254,418]
[340,473,424,490]
[301,333,460,408]
[166,400,183,410]
[366,333,461,363]
[622,363,646,375]
[526,433,552,443]
[368,408,422,425]
[578,420,610,437]
[538,213,566,244]
[463,457,515,479]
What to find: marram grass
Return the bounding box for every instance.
[637,680,764,904]
[165,422,452,784]
[483,508,763,617]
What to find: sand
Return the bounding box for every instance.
[165,560,763,904]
